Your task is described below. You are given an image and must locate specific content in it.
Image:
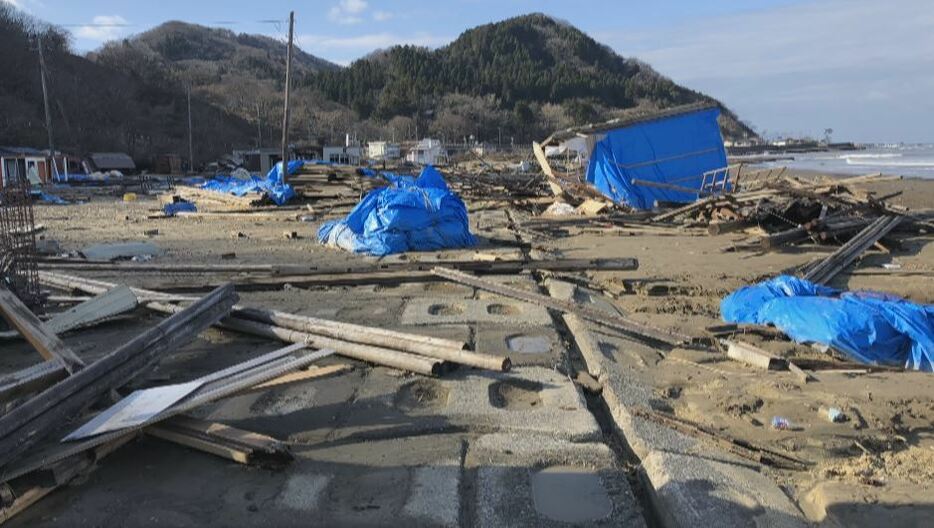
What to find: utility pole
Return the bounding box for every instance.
[187,84,194,173]
[255,102,262,148]
[37,34,55,175]
[280,11,295,182]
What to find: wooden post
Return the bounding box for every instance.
[280,11,295,184]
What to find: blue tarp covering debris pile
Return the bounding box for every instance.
[199,160,301,206]
[721,275,934,372]
[317,166,475,256]
[586,107,727,209]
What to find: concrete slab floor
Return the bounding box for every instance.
[473,325,564,367]
[468,433,646,528]
[401,297,552,327]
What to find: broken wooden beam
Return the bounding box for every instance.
[0,285,138,341]
[431,266,689,346]
[0,347,334,483]
[0,362,67,406]
[233,307,507,372]
[803,215,903,284]
[0,284,238,469]
[147,416,292,467]
[38,271,493,374]
[37,257,639,276]
[723,340,787,370]
[0,284,85,374]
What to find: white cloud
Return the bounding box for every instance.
[75,14,129,42]
[596,0,934,142]
[328,0,369,25]
[1,0,21,8]
[298,32,450,52]
[372,10,393,22]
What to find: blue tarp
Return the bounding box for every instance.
[199,161,300,206]
[721,275,934,372]
[31,190,68,204]
[317,166,475,256]
[163,202,197,216]
[585,107,727,209]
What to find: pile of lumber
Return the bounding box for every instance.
[649,172,930,283]
[0,262,518,522]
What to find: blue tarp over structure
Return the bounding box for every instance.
[199,160,300,206]
[317,166,475,256]
[585,107,727,209]
[721,275,934,372]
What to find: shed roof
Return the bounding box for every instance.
[542,102,718,145]
[87,152,136,171]
[0,146,44,157]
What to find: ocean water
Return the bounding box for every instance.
[760,144,934,179]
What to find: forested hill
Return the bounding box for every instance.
[308,14,755,142]
[0,6,254,166]
[90,21,339,137]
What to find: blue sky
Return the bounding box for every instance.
[6,0,933,143]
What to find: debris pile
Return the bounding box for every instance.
[721,275,933,371]
[318,166,476,256]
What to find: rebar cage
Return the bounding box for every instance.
[0,170,41,307]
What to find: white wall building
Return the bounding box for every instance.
[367,141,401,161]
[405,139,448,166]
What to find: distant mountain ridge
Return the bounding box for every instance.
[308,13,756,141]
[1,6,756,166]
[0,5,254,167]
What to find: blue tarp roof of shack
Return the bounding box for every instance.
[585,107,727,209]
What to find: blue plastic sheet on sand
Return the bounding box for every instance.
[199,161,300,206]
[721,275,934,372]
[163,202,197,216]
[317,166,475,256]
[586,107,727,209]
[31,191,68,204]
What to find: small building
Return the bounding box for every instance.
[1,146,51,189]
[231,148,282,175]
[153,154,183,175]
[323,135,363,165]
[367,141,401,161]
[86,152,137,174]
[405,139,448,166]
[48,151,86,182]
[535,103,728,209]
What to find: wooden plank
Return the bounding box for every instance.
[432,266,689,346]
[39,257,639,275]
[0,284,85,374]
[545,280,605,379]
[803,215,903,284]
[241,364,352,393]
[147,416,292,466]
[0,435,133,524]
[0,349,334,483]
[724,340,786,370]
[787,361,817,383]
[0,285,238,469]
[0,362,67,406]
[532,141,565,197]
